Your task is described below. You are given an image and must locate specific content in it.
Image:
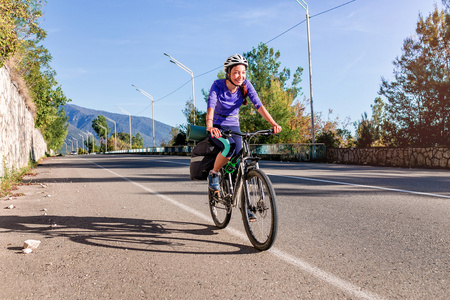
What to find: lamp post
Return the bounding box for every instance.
[117,106,132,150]
[104,116,117,151]
[132,84,155,147]
[98,124,108,153]
[87,132,94,153]
[81,131,90,153]
[164,53,196,125]
[296,0,315,154]
[72,137,78,154]
[78,133,85,154]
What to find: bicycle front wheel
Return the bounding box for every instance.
[241,169,278,251]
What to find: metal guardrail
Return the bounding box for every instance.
[105,146,193,154]
[97,143,326,162]
[250,143,326,161]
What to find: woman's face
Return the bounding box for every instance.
[229,64,247,86]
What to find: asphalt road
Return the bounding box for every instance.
[1,154,448,299]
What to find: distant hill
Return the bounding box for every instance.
[64,104,173,148]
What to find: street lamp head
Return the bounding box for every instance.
[163,53,170,57]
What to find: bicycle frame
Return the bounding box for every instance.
[221,130,269,208]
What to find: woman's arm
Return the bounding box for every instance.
[257,106,282,134]
[206,107,221,138]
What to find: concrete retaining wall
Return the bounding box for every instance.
[0,65,47,178]
[327,147,450,169]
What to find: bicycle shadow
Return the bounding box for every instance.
[1,215,256,255]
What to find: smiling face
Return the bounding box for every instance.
[228,64,247,86]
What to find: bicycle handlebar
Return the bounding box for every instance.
[222,129,274,138]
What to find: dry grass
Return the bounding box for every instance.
[4,57,36,116]
[1,161,38,198]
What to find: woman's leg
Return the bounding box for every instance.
[212,152,230,173]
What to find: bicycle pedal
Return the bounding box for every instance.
[212,190,221,200]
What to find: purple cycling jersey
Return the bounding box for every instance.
[207,79,263,127]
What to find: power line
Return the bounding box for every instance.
[265,0,357,45]
[136,0,357,116]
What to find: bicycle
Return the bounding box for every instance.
[208,129,278,251]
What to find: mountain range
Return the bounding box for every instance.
[64,104,174,148]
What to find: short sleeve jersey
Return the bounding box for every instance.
[207,79,263,127]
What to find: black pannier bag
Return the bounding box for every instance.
[190,137,220,180]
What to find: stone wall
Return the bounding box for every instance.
[327,147,450,169]
[0,65,47,178]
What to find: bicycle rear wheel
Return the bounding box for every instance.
[208,170,232,228]
[241,169,278,251]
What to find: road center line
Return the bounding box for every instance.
[87,159,385,300]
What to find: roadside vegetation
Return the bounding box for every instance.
[1,0,70,153]
[0,159,39,198]
[169,3,449,149]
[1,1,448,154]
[91,115,144,152]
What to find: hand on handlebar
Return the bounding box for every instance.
[272,123,282,134]
[207,127,222,138]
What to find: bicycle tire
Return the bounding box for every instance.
[241,169,278,251]
[208,170,232,228]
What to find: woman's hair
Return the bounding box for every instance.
[240,83,248,105]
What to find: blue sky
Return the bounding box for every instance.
[40,0,442,132]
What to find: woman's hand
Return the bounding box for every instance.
[272,123,282,134]
[207,126,222,138]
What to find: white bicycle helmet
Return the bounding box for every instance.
[223,54,248,73]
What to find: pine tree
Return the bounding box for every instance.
[379,7,450,146]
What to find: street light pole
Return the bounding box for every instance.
[132,84,155,147]
[72,137,78,154]
[164,53,196,125]
[98,124,108,153]
[82,132,89,154]
[87,132,94,153]
[78,133,85,154]
[296,0,315,151]
[117,106,132,150]
[104,116,117,151]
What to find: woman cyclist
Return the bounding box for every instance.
[206,54,282,192]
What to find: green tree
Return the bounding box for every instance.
[0,0,46,67]
[84,136,97,153]
[369,97,389,146]
[379,7,450,146]
[2,0,71,153]
[115,132,143,149]
[132,133,144,149]
[92,116,109,138]
[44,107,68,150]
[16,40,71,151]
[165,127,187,146]
[182,99,206,127]
[240,43,304,143]
[316,130,340,149]
[92,116,110,151]
[244,43,302,99]
[354,112,375,148]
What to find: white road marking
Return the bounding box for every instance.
[87,158,385,300]
[268,173,450,199]
[151,157,450,199]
